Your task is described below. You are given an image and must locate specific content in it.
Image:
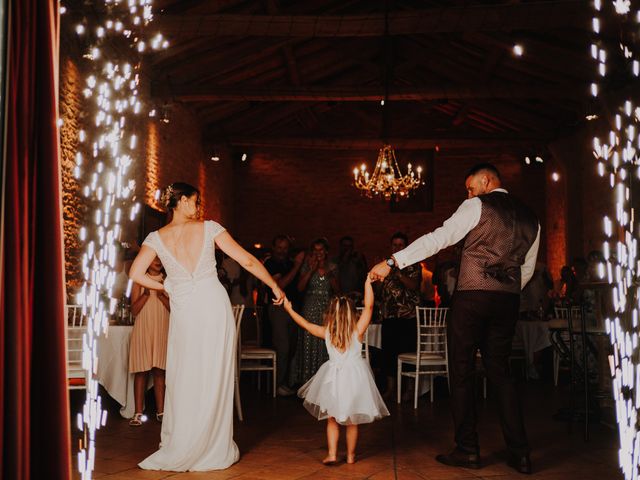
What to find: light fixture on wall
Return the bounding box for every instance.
[523,148,547,166]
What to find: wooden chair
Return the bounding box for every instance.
[232,305,246,421]
[552,306,572,386]
[397,307,449,407]
[235,305,277,406]
[66,305,87,390]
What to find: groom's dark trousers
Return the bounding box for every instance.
[448,290,530,457]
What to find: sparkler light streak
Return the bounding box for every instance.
[63,1,167,478]
[591,2,640,479]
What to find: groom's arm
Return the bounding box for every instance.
[520,225,541,289]
[393,198,482,269]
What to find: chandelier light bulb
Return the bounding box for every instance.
[352,145,423,200]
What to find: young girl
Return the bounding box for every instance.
[128,256,170,426]
[283,275,389,465]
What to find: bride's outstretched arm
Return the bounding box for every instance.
[215,231,284,304]
[129,245,165,291]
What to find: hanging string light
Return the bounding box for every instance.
[63,1,168,479]
[591,2,640,480]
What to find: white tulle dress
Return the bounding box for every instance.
[138,220,239,471]
[298,330,389,425]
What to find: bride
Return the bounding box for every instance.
[129,182,284,471]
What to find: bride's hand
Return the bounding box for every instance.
[271,284,285,305]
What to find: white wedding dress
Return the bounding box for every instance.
[139,220,239,471]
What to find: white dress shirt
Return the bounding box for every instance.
[393,188,541,290]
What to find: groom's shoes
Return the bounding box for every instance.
[507,454,532,475]
[435,448,481,470]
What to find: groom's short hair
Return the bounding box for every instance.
[466,163,501,181]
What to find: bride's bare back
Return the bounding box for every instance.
[157,220,206,275]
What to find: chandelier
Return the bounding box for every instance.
[353,144,423,200]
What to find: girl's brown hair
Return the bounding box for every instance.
[324,295,358,351]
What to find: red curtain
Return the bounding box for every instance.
[1,0,71,479]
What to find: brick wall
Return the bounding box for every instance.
[60,56,85,292]
[232,149,547,266]
[142,108,234,228]
[60,50,233,294]
[549,129,609,270]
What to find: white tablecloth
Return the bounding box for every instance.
[514,320,551,379]
[366,324,382,349]
[96,326,138,418]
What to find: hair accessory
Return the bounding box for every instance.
[160,184,174,209]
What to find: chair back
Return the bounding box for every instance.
[66,325,84,364]
[416,307,448,360]
[241,306,263,347]
[232,304,246,362]
[232,304,246,342]
[554,306,569,319]
[567,305,583,333]
[66,304,84,327]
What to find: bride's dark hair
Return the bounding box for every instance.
[161,182,200,211]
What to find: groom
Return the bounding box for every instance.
[370,163,540,475]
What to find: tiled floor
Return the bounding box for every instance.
[71,380,621,479]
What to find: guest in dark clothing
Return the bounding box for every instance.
[379,232,421,398]
[433,257,459,307]
[290,238,339,385]
[264,235,305,396]
[334,235,368,299]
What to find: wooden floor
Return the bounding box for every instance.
[71,379,621,480]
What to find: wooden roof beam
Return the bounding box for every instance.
[169,84,586,102]
[154,1,590,37]
[213,136,550,150]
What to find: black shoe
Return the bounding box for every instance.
[435,448,481,469]
[507,454,532,474]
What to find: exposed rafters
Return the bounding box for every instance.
[168,84,586,102]
[155,1,589,37]
[213,135,552,150]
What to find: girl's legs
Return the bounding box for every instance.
[133,371,148,414]
[151,367,166,414]
[323,417,340,464]
[346,424,359,464]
